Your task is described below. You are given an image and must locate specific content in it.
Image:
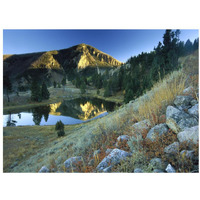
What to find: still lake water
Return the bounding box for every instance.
[3,98,118,127]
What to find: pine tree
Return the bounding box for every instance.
[31,80,41,102]
[3,75,12,102]
[61,77,66,86]
[53,81,57,88]
[41,82,50,100]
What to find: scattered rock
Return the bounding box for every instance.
[134,168,143,173]
[166,105,194,133]
[64,156,83,172]
[180,150,195,160]
[191,99,198,106]
[96,148,131,172]
[183,86,194,96]
[38,166,49,173]
[174,95,194,109]
[177,126,199,145]
[132,119,152,135]
[188,104,199,117]
[153,169,164,173]
[105,149,113,155]
[103,166,112,173]
[116,135,130,147]
[146,123,169,141]
[149,158,165,170]
[164,142,180,155]
[165,164,176,173]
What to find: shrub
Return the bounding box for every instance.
[55,120,65,137]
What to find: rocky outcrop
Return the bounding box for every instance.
[165,164,176,173]
[39,166,50,173]
[177,126,199,145]
[164,142,180,155]
[96,148,131,172]
[146,123,169,141]
[166,105,198,133]
[64,156,83,172]
[132,120,152,135]
[115,135,130,147]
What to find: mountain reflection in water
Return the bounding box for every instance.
[4,98,118,126]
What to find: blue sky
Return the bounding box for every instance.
[3,29,199,62]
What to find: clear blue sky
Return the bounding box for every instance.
[3,29,199,62]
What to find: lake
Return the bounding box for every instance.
[3,97,119,127]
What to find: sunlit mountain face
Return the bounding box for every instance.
[49,102,62,116]
[78,102,106,120]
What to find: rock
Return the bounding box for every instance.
[116,135,130,147]
[188,104,199,117]
[180,150,195,160]
[132,119,152,135]
[153,169,164,173]
[191,99,198,106]
[105,149,113,155]
[165,164,176,173]
[146,123,169,141]
[96,148,131,172]
[149,158,165,170]
[164,142,180,155]
[134,168,143,173]
[103,166,112,173]
[177,126,199,145]
[88,159,95,166]
[174,95,194,109]
[166,105,194,133]
[64,156,83,172]
[39,166,49,173]
[183,86,194,96]
[178,117,198,130]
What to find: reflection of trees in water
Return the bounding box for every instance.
[32,105,51,125]
[6,112,17,126]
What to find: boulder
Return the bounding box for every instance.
[102,166,112,173]
[38,166,49,173]
[165,164,176,173]
[134,168,143,173]
[191,99,198,106]
[146,123,169,141]
[105,149,113,155]
[166,105,196,133]
[96,148,131,172]
[116,135,130,147]
[188,104,199,117]
[174,95,194,109]
[149,158,165,170]
[183,86,194,96]
[164,142,180,155]
[177,126,199,145]
[64,156,83,172]
[153,169,164,173]
[132,119,152,135]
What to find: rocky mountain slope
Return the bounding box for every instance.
[3,44,122,81]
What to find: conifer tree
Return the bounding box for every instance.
[41,82,50,100]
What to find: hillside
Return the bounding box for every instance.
[3,44,122,82]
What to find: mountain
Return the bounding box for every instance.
[3,44,122,82]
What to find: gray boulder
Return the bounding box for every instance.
[116,135,130,147]
[146,123,169,141]
[183,86,194,96]
[39,166,49,173]
[166,105,195,133]
[174,95,194,109]
[180,150,195,160]
[134,168,143,173]
[153,169,164,173]
[191,99,198,106]
[105,149,113,155]
[165,164,176,173]
[149,158,165,170]
[164,142,180,155]
[96,148,131,172]
[64,156,83,172]
[132,119,152,135]
[177,126,199,145]
[188,104,199,117]
[102,166,112,173]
